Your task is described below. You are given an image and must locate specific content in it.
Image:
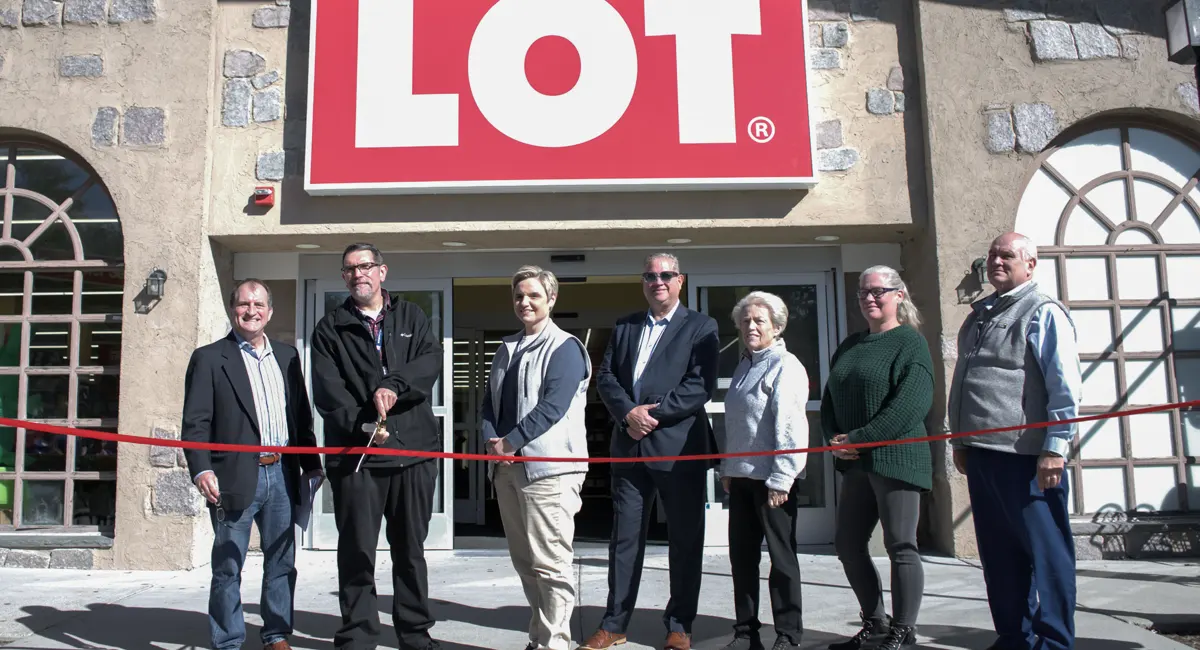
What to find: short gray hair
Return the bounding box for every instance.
[511,265,559,298]
[860,265,922,329]
[1010,234,1039,261]
[730,291,789,334]
[644,252,681,272]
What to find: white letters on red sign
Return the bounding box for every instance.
[355,0,762,149]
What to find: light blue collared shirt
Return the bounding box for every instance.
[632,301,681,402]
[981,281,1082,457]
[234,331,290,452]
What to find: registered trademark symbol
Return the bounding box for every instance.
[748,116,775,143]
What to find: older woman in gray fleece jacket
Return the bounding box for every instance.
[717,291,810,650]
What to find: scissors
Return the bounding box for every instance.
[355,414,389,473]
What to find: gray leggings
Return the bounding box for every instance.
[834,469,924,627]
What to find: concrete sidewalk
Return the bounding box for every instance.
[0,547,1196,649]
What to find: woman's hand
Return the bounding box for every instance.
[767,489,789,508]
[830,433,859,460]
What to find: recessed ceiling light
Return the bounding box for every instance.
[442,241,467,247]
[667,238,692,244]
[815,235,840,242]
[295,243,321,249]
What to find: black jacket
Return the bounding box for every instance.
[596,306,720,471]
[180,333,321,512]
[310,292,442,469]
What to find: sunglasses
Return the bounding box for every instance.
[642,271,681,283]
[856,287,899,301]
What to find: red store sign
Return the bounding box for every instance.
[305,0,816,194]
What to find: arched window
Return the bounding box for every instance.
[1014,121,1200,518]
[0,141,124,532]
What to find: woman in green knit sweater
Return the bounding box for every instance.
[820,265,934,650]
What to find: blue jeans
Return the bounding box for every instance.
[967,447,1075,650]
[209,462,297,649]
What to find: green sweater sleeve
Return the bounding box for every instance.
[846,347,935,446]
[819,335,852,442]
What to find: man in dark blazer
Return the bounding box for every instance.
[182,279,323,650]
[577,253,719,650]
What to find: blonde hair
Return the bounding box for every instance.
[730,291,789,334]
[860,265,922,329]
[511,265,559,298]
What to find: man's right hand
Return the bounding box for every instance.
[624,405,659,440]
[953,448,968,475]
[195,472,220,504]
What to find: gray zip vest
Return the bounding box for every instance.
[948,281,1074,455]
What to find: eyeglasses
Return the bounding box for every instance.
[856,287,899,301]
[642,271,681,283]
[342,262,381,276]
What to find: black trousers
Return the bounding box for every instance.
[329,460,437,650]
[600,462,707,635]
[728,478,804,644]
[834,469,924,627]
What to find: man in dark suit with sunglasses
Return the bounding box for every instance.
[182,279,324,650]
[577,253,720,650]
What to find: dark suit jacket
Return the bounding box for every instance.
[181,332,321,512]
[596,305,720,471]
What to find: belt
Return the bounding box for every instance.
[258,453,281,466]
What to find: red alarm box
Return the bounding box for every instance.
[253,186,275,207]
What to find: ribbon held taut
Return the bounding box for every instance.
[2,398,1197,463]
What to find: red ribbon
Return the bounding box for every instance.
[2,398,1197,464]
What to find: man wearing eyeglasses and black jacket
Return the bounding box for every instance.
[310,242,444,650]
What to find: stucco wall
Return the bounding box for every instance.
[914,0,1198,557]
[0,0,222,569]
[204,0,922,254]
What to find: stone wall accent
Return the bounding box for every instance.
[814,119,843,150]
[223,49,265,78]
[59,54,103,78]
[63,0,103,24]
[849,0,878,22]
[1072,23,1119,60]
[981,103,1059,154]
[252,5,288,28]
[1013,10,1138,63]
[866,88,894,115]
[152,468,202,516]
[1177,83,1200,116]
[886,66,903,92]
[818,147,860,172]
[252,70,279,90]
[984,108,1016,154]
[49,548,94,569]
[253,87,282,123]
[256,151,285,181]
[0,8,18,27]
[894,91,905,113]
[1012,102,1058,153]
[4,549,50,568]
[222,79,252,127]
[122,106,165,146]
[108,0,154,23]
[0,548,7,566]
[149,426,183,468]
[810,48,841,70]
[821,22,848,48]
[22,0,60,26]
[91,106,118,146]
[0,53,5,77]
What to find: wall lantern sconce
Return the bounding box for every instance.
[971,257,989,286]
[1165,0,1200,104]
[145,269,167,299]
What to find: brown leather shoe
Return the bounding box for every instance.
[264,640,292,650]
[664,631,691,650]
[576,629,627,649]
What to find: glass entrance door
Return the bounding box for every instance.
[302,279,455,550]
[689,273,838,546]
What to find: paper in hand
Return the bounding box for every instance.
[294,474,324,531]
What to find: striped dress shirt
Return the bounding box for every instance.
[235,334,289,452]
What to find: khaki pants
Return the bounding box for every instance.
[494,464,585,650]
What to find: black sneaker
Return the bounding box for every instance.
[524,643,538,650]
[720,634,765,650]
[828,617,888,650]
[876,624,916,650]
[771,635,801,650]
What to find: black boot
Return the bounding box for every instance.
[720,633,765,650]
[877,623,917,650]
[828,616,888,650]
